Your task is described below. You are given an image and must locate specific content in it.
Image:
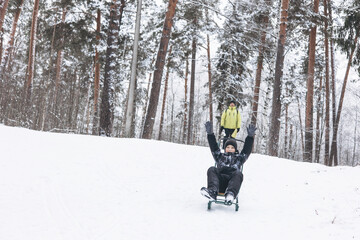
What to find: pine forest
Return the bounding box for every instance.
[0,0,359,166]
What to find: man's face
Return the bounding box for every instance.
[229,103,235,108]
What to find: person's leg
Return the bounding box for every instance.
[226,170,243,197]
[207,166,221,192]
[224,128,235,137]
[219,174,230,193]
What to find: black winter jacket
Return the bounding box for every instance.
[207,133,254,172]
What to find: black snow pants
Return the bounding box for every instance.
[207,166,243,197]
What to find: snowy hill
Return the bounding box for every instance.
[1,125,359,240]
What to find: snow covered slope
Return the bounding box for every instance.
[1,125,359,240]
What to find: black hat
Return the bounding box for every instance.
[224,139,237,149]
[229,100,236,105]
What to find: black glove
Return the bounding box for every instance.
[237,128,240,132]
[219,126,224,134]
[247,124,257,137]
[205,121,213,134]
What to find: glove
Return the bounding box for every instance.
[219,126,224,134]
[205,121,213,134]
[247,124,257,137]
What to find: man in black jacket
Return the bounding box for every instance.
[201,121,256,204]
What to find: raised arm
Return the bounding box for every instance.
[205,121,221,161]
[240,125,257,161]
[207,132,220,153]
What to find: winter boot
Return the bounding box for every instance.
[224,192,234,205]
[200,187,217,201]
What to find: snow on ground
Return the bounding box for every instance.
[0,124,359,240]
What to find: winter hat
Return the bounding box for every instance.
[224,138,237,150]
[229,100,236,105]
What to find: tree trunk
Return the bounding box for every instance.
[304,0,320,163]
[205,6,213,124]
[315,76,323,163]
[140,64,153,137]
[41,8,58,131]
[0,28,2,72]
[268,0,289,156]
[297,98,305,158]
[187,34,197,145]
[24,0,40,103]
[142,0,178,139]
[182,58,189,144]
[92,9,101,135]
[251,0,270,126]
[124,0,142,137]
[1,0,23,73]
[323,0,331,165]
[0,0,9,34]
[118,0,126,30]
[99,0,120,136]
[288,123,294,159]
[206,34,213,124]
[53,8,67,109]
[284,101,289,159]
[328,0,337,166]
[329,32,359,166]
[353,110,358,166]
[158,45,172,140]
[170,93,175,142]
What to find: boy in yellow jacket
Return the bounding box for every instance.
[219,100,241,141]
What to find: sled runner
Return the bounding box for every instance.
[207,192,239,211]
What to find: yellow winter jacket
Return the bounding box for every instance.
[220,106,241,130]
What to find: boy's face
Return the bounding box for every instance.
[229,103,235,107]
[225,145,236,153]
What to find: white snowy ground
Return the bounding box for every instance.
[1,125,359,240]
